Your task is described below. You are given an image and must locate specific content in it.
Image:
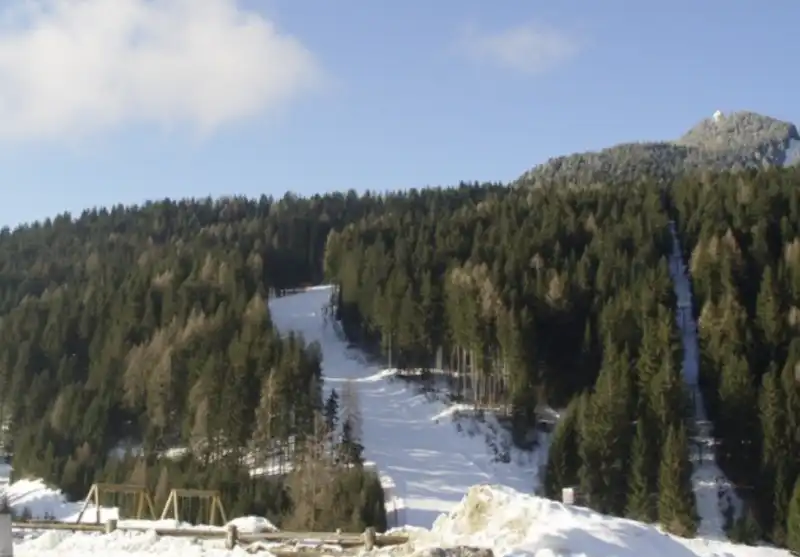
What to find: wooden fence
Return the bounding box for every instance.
[10,520,409,554]
[7,482,408,554]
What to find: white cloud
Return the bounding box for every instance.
[454,21,581,75]
[0,0,324,142]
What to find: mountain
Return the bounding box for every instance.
[519,110,800,186]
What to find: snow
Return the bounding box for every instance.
[784,136,800,166]
[3,477,93,522]
[0,463,282,555]
[667,221,741,539]
[267,286,545,529]
[5,481,794,557]
[382,484,791,557]
[225,516,278,534]
[13,530,250,557]
[0,475,182,527]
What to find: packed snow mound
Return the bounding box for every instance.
[1,478,96,521]
[384,485,792,557]
[226,515,278,533]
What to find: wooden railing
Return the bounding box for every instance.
[9,519,409,554]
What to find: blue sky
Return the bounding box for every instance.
[0,0,798,227]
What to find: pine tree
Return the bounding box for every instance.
[626,417,655,522]
[771,462,790,546]
[717,352,758,478]
[323,388,340,458]
[781,354,800,471]
[544,399,579,499]
[578,339,633,515]
[758,369,786,537]
[755,265,784,360]
[729,505,762,545]
[787,474,800,552]
[324,389,340,435]
[635,321,661,408]
[340,418,364,465]
[658,423,696,537]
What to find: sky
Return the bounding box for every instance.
[0,0,798,227]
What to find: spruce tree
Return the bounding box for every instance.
[755,265,783,359]
[340,418,364,465]
[626,417,655,522]
[758,369,786,537]
[717,352,758,479]
[544,399,579,499]
[787,474,800,552]
[578,338,633,515]
[729,505,762,545]
[658,423,696,537]
[771,463,790,546]
[323,389,340,440]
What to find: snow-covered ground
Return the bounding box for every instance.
[381,484,790,557]
[783,136,800,166]
[267,286,545,529]
[0,462,282,555]
[0,465,236,529]
[667,221,741,539]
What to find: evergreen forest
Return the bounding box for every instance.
[0,165,799,549]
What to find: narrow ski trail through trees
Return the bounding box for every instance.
[667,220,740,540]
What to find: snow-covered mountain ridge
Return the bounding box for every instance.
[520,110,800,186]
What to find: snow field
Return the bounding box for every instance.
[267,286,546,529]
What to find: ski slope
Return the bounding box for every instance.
[667,221,741,539]
[267,286,545,529]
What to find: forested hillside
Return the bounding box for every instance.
[670,168,800,546]
[0,192,395,530]
[323,165,800,549]
[324,181,698,535]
